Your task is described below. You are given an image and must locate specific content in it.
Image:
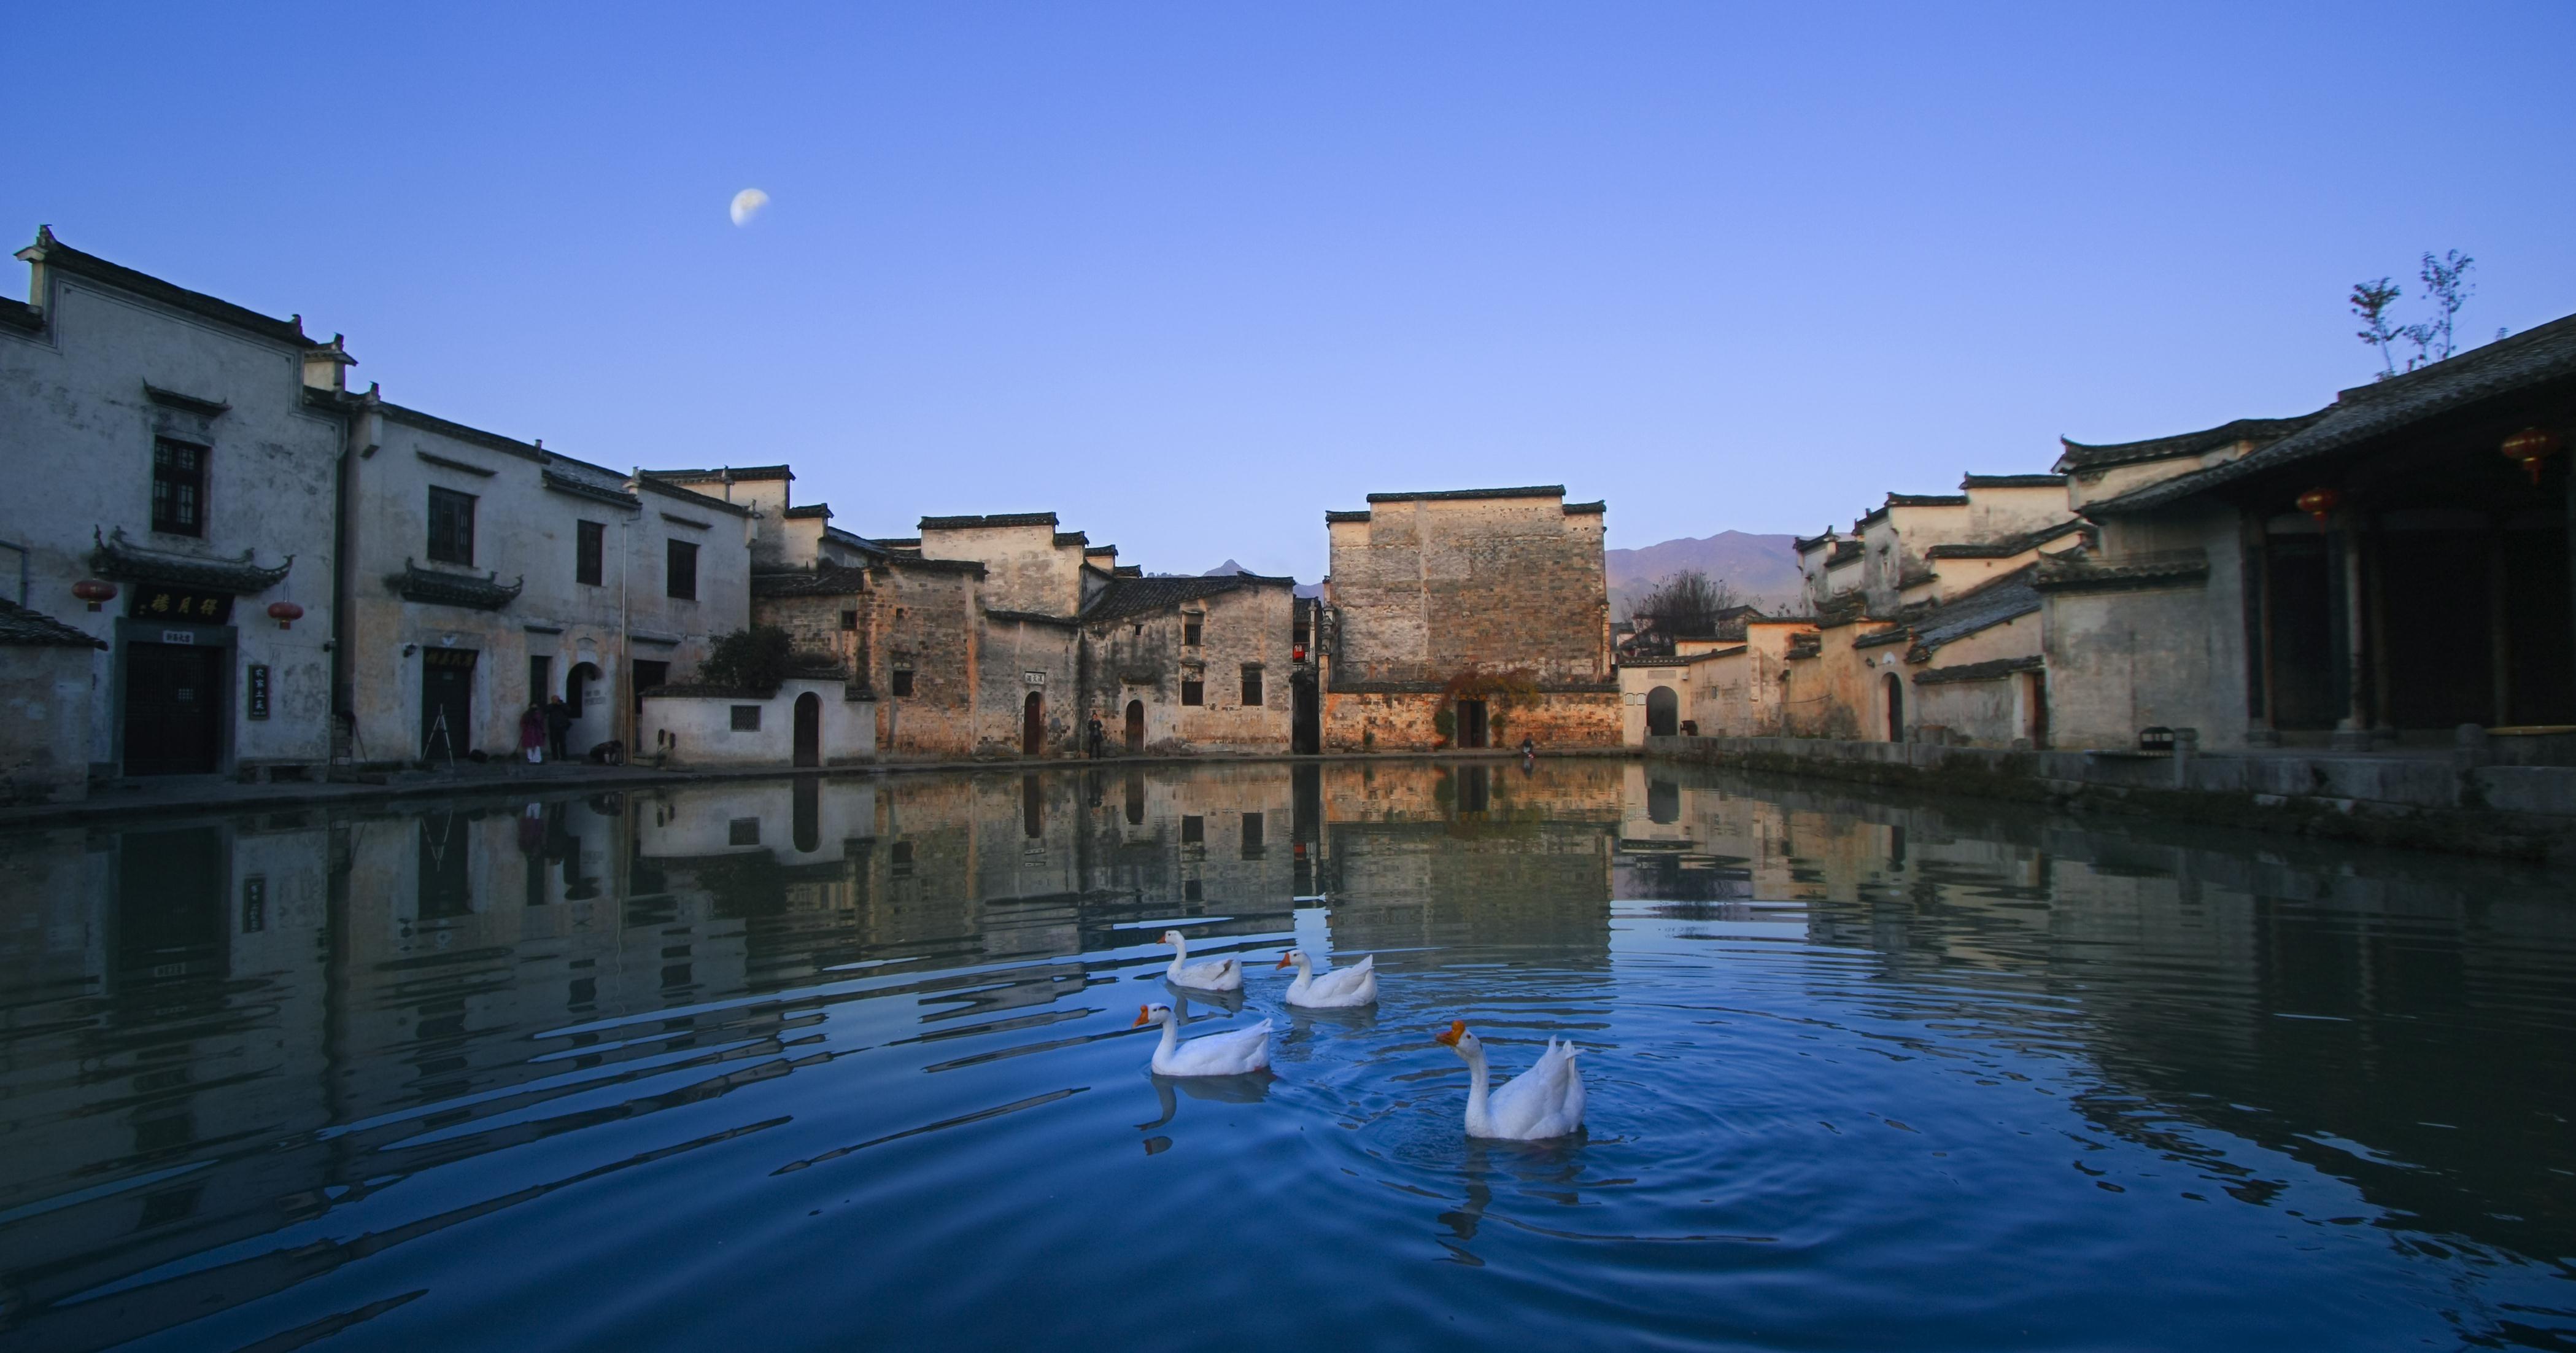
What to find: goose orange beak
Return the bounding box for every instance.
[1132,1005,1152,1027]
[1274,953,1294,969]
[1434,1020,1465,1047]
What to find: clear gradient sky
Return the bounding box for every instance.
[10,3,2572,581]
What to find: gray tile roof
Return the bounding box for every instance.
[91,529,293,594]
[1922,519,2091,560]
[0,599,104,648]
[1897,567,2042,659]
[1914,654,2043,685]
[1080,573,1294,624]
[752,565,872,597]
[17,226,319,349]
[920,512,1058,530]
[2057,413,2327,475]
[1364,486,1564,503]
[2086,314,2576,514]
[1960,473,2065,489]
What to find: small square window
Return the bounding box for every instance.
[730,705,762,731]
[1181,679,1204,707]
[1240,665,1263,707]
[892,669,915,697]
[1183,616,1203,646]
[1180,815,1204,843]
[1183,879,1202,902]
[729,817,761,845]
[840,610,858,631]
[1242,812,1264,859]
[427,487,476,565]
[891,840,914,876]
[667,540,699,600]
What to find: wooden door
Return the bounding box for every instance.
[1456,699,1487,749]
[1125,699,1144,751]
[420,649,478,759]
[122,642,224,775]
[1023,691,1043,756]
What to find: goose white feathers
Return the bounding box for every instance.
[1134,1003,1271,1077]
[1435,1021,1585,1141]
[1159,929,1242,991]
[1274,950,1377,1009]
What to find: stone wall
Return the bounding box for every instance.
[1326,494,1609,685]
[639,679,875,767]
[0,646,95,804]
[1322,687,1618,752]
[1079,584,1294,753]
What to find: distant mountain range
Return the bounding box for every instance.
[1605,531,1802,617]
[1174,535,1802,613]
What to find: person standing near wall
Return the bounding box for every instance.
[545,696,573,761]
[520,705,547,764]
[1086,713,1105,759]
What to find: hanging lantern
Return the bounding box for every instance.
[266,600,305,630]
[2295,487,2342,523]
[70,578,117,612]
[2501,426,2562,486]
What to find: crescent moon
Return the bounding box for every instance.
[730,189,770,227]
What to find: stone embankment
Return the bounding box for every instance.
[1646,734,2576,862]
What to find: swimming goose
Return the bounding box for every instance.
[1134,1003,1272,1077]
[1434,1021,1585,1141]
[1274,950,1377,1009]
[1161,929,1243,991]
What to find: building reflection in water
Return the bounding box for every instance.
[0,759,2567,1347]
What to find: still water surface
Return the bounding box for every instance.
[2,759,2572,1351]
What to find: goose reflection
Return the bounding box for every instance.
[1161,979,1245,1016]
[1135,1068,1274,1131]
[1434,1138,1592,1263]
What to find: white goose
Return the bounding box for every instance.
[1434,1021,1586,1141]
[1160,929,1242,991]
[1274,949,1377,1009]
[1134,1003,1272,1077]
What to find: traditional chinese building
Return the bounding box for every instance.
[1318,486,1619,751]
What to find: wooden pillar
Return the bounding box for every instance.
[2341,513,2371,737]
[2367,518,2392,731]
[2490,527,2513,727]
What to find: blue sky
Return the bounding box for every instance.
[11,3,2572,580]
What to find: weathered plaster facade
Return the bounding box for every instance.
[335,415,751,765]
[0,228,344,780]
[1320,486,1618,751]
[639,677,876,767]
[0,603,105,803]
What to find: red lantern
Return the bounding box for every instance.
[2295,487,2341,523]
[2502,426,2562,486]
[70,578,117,612]
[267,600,305,630]
[1293,644,1306,662]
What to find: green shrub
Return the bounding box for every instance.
[698,626,794,692]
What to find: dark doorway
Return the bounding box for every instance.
[1646,685,1678,738]
[1456,699,1488,749]
[1883,672,1904,742]
[631,659,670,716]
[122,641,225,775]
[420,648,478,761]
[1125,699,1144,751]
[528,654,553,710]
[2265,535,2338,730]
[1023,691,1044,756]
[567,661,601,716]
[794,692,821,767]
[1291,673,1319,754]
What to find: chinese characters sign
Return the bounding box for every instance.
[126,586,234,624]
[246,664,271,720]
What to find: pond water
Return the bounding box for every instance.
[2,759,2572,1351]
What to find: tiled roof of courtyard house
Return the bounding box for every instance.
[752,565,875,597]
[635,476,752,516]
[783,504,832,519]
[1080,572,1296,624]
[1922,519,2092,559]
[1959,473,2066,489]
[1882,566,2043,664]
[16,226,325,349]
[1364,486,1566,503]
[1913,654,2044,685]
[641,465,794,482]
[1793,532,1839,554]
[2055,413,2329,475]
[1886,493,1970,508]
[0,598,105,648]
[2085,311,2576,515]
[920,512,1059,530]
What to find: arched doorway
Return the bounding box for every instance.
[1645,685,1678,738]
[793,692,821,767]
[1884,672,1904,742]
[1125,699,1144,751]
[1023,691,1044,756]
[565,661,606,756]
